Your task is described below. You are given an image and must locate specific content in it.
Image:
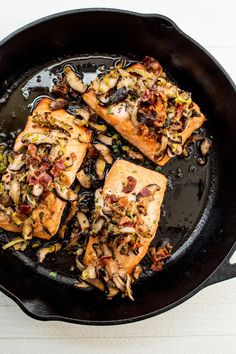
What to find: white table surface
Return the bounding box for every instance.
[0,1,236,353]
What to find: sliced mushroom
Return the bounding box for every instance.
[200,138,212,156]
[98,75,118,94]
[32,184,44,197]
[122,146,144,161]
[133,264,142,280]
[76,170,91,188]
[75,248,85,271]
[9,179,21,204]
[22,217,34,240]
[92,243,103,258]
[167,142,183,156]
[107,286,120,299]
[8,154,25,171]
[94,143,113,164]
[64,66,87,93]
[74,280,90,289]
[75,107,90,121]
[113,273,126,292]
[95,158,106,180]
[97,134,113,146]
[125,274,134,301]
[49,145,63,162]
[49,98,68,111]
[105,87,128,106]
[81,265,97,280]
[64,201,77,224]
[119,226,136,234]
[21,132,57,146]
[37,243,62,263]
[58,224,67,239]
[87,278,106,292]
[93,216,105,234]
[76,212,90,231]
[54,182,77,202]
[117,70,137,90]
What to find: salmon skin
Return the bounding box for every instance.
[83,160,167,299]
[83,56,206,166]
[0,98,92,239]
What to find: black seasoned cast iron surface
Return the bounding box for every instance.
[0,9,235,325]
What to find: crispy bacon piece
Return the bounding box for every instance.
[19,204,31,215]
[137,187,152,197]
[122,176,137,193]
[38,173,52,187]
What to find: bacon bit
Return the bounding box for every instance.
[50,165,60,177]
[138,187,151,197]
[55,159,66,170]
[38,173,52,187]
[87,144,99,158]
[27,144,37,156]
[27,156,38,166]
[107,194,118,204]
[118,197,129,208]
[150,243,172,272]
[39,163,50,174]
[119,216,134,227]
[143,89,151,99]
[176,104,185,120]
[143,89,156,103]
[122,176,137,193]
[143,56,163,76]
[28,175,38,185]
[19,204,31,215]
[50,159,66,177]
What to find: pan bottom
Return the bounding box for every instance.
[0,54,214,288]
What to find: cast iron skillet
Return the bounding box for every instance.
[0,9,236,325]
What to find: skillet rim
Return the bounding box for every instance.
[0,8,235,325]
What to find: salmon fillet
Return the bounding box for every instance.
[0,98,92,239]
[83,57,206,166]
[83,160,167,298]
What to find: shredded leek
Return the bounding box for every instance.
[2,237,26,250]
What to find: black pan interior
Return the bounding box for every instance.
[0,9,235,324]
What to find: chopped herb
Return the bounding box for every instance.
[49,271,57,278]
[155,166,162,172]
[153,220,158,225]
[121,181,125,186]
[113,145,120,153]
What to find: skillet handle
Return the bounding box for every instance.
[204,245,236,286]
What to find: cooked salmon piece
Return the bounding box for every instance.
[0,98,92,239]
[83,57,206,166]
[83,160,167,298]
